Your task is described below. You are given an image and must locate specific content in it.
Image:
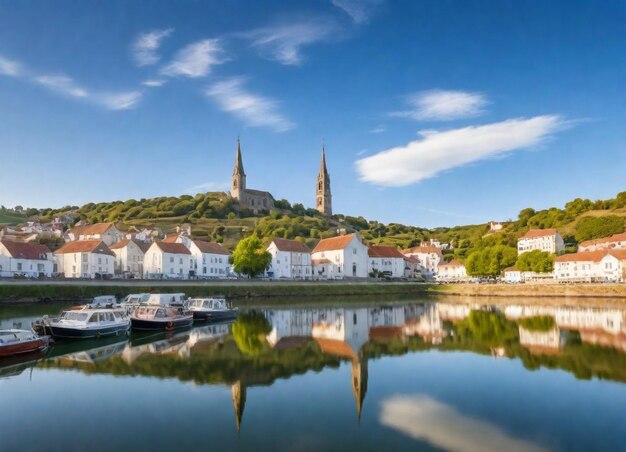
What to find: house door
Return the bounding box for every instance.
[352,263,357,277]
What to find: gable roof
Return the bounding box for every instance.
[503,266,520,273]
[368,245,404,258]
[554,250,615,263]
[153,241,191,255]
[520,228,558,239]
[271,237,311,253]
[69,222,116,237]
[109,238,149,253]
[402,245,442,256]
[54,240,114,256]
[192,240,231,255]
[162,234,179,243]
[0,240,50,260]
[438,259,464,268]
[403,255,420,264]
[580,231,626,248]
[312,234,357,253]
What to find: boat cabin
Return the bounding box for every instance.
[59,309,126,325]
[91,295,118,307]
[145,293,187,306]
[122,293,150,305]
[133,306,183,320]
[188,298,228,311]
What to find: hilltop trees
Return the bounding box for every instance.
[232,234,272,278]
[574,216,625,243]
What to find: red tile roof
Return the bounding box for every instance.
[192,240,231,255]
[109,238,149,253]
[580,231,626,248]
[312,234,357,253]
[270,237,311,253]
[54,240,114,256]
[555,250,610,263]
[69,222,115,237]
[153,241,191,255]
[314,337,357,360]
[368,245,404,258]
[162,234,179,243]
[402,245,442,256]
[0,240,50,260]
[403,255,420,264]
[520,228,558,239]
[438,259,464,268]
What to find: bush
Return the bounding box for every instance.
[575,215,625,242]
[516,250,554,273]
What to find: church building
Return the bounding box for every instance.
[230,138,274,214]
[316,145,332,216]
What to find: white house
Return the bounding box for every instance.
[109,239,148,277]
[311,233,369,279]
[402,245,443,280]
[517,229,564,255]
[143,241,191,279]
[188,239,231,278]
[66,222,121,246]
[0,240,54,277]
[554,250,626,282]
[367,245,406,278]
[267,238,312,280]
[490,221,504,232]
[579,232,626,252]
[54,240,115,278]
[403,255,420,278]
[503,267,523,283]
[436,259,467,282]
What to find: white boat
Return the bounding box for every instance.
[0,330,49,357]
[145,293,188,306]
[46,307,130,339]
[187,298,239,321]
[90,295,119,308]
[130,305,193,331]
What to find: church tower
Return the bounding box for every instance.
[351,357,368,422]
[231,138,246,201]
[316,145,332,215]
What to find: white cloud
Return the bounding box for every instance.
[184,181,230,194]
[392,89,488,121]
[356,115,566,186]
[161,39,225,78]
[132,28,174,66]
[370,124,386,133]
[142,79,166,87]
[380,395,548,452]
[244,22,334,65]
[0,55,21,76]
[205,77,295,132]
[332,0,383,24]
[96,91,143,110]
[35,75,88,98]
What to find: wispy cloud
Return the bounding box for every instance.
[96,91,143,110]
[0,55,21,76]
[243,21,335,65]
[415,206,484,221]
[391,89,488,121]
[332,0,383,24]
[161,39,225,78]
[356,115,567,186]
[133,28,174,66]
[370,124,386,133]
[184,181,230,194]
[205,77,295,132]
[35,75,88,98]
[142,79,167,87]
[380,395,548,452]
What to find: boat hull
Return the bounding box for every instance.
[0,337,49,357]
[192,310,238,321]
[130,316,194,331]
[48,323,130,340]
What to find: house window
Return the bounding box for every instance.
[179,258,183,264]
[17,263,22,271]
[170,257,174,263]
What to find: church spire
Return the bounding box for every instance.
[316,143,332,216]
[234,137,245,176]
[320,143,329,176]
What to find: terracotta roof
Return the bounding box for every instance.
[580,231,626,248]
[368,245,404,258]
[54,240,114,256]
[403,255,420,264]
[271,337,311,350]
[555,250,608,263]
[312,258,331,265]
[109,238,149,253]
[312,234,357,253]
[70,222,115,237]
[153,241,191,255]
[162,234,179,243]
[270,237,311,253]
[0,240,50,260]
[402,245,442,256]
[192,240,230,255]
[503,266,520,273]
[438,259,464,268]
[314,337,357,360]
[520,228,558,239]
[108,239,130,250]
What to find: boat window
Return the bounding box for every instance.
[89,314,99,323]
[63,312,89,321]
[105,312,114,321]
[156,309,166,318]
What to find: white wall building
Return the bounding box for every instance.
[436,259,467,282]
[503,267,523,283]
[367,245,406,278]
[267,238,312,280]
[66,222,121,246]
[554,250,626,282]
[188,239,231,278]
[402,245,443,280]
[143,241,191,278]
[517,229,564,255]
[579,232,626,252]
[311,233,369,279]
[54,240,115,278]
[109,239,148,277]
[0,240,54,277]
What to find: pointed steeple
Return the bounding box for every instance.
[234,137,246,176]
[316,142,332,216]
[351,357,368,422]
[232,380,247,433]
[320,143,329,176]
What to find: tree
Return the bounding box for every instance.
[465,245,517,277]
[516,250,554,273]
[232,311,272,355]
[575,215,625,242]
[232,234,272,278]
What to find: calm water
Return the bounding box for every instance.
[1,298,626,452]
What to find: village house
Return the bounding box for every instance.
[402,245,443,280]
[517,228,564,255]
[66,222,122,246]
[143,241,191,279]
[367,245,406,278]
[554,250,626,282]
[109,239,149,278]
[436,259,467,282]
[54,240,115,278]
[187,239,231,278]
[0,240,54,277]
[0,227,39,243]
[578,232,626,252]
[403,255,421,278]
[490,221,504,232]
[311,233,369,279]
[267,238,312,280]
[503,267,523,284]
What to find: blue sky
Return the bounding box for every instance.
[1,0,625,227]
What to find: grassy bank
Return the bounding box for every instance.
[432,283,626,299]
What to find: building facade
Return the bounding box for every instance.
[0,240,54,277]
[188,239,231,278]
[311,233,369,279]
[230,138,274,214]
[54,240,115,278]
[517,229,564,255]
[315,145,332,216]
[436,259,467,282]
[109,239,147,277]
[402,245,443,280]
[367,245,406,278]
[66,222,121,246]
[267,238,312,279]
[143,241,191,278]
[579,232,626,252]
[554,250,626,282]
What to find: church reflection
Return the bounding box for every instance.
[8,300,626,432]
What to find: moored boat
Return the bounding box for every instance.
[46,307,130,339]
[0,330,49,357]
[130,305,193,331]
[187,298,238,321]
